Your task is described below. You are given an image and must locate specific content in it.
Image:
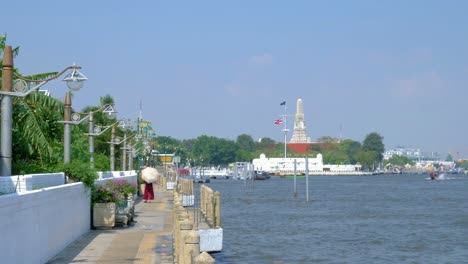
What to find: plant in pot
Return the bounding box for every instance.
[105,179,137,200]
[91,183,122,229]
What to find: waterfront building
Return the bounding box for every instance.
[252,153,364,175]
[383,146,442,161]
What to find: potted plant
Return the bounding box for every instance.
[92,179,138,227]
[105,179,138,201]
[91,183,122,229]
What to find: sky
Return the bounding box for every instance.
[3,0,468,158]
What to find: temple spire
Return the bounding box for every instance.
[290,98,311,143]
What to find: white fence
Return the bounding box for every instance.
[0,173,65,194]
[0,170,137,264]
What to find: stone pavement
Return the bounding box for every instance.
[47,186,174,264]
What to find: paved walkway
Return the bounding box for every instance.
[47,186,174,264]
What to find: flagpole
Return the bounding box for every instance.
[282,102,289,159]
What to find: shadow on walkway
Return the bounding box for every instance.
[47,187,173,264]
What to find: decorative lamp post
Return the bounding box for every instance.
[86,105,117,168]
[63,68,88,164]
[109,120,132,171]
[1,45,86,176]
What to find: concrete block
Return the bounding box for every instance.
[181,195,194,206]
[197,228,223,252]
[166,182,175,190]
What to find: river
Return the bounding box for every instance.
[204,174,468,264]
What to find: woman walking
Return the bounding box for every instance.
[143,180,154,203]
[141,166,159,203]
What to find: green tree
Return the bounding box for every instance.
[190,135,238,166]
[355,150,378,170]
[383,155,414,167]
[256,137,276,154]
[236,134,255,152]
[338,139,362,164]
[362,132,385,162]
[100,94,115,106]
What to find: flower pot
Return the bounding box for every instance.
[93,203,116,229]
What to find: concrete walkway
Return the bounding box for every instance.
[47,186,174,264]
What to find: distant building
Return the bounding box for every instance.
[384,146,442,161]
[253,153,363,175]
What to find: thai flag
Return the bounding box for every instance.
[274,118,283,125]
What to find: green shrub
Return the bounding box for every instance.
[62,161,98,188]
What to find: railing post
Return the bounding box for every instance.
[179,219,192,264]
[184,230,200,264]
[214,191,221,228]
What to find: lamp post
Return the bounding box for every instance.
[63,92,72,163]
[85,105,117,168]
[63,67,87,163]
[121,134,127,170]
[127,142,134,170]
[1,45,86,176]
[109,121,132,171]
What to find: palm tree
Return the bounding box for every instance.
[1,34,66,173]
[12,91,64,172]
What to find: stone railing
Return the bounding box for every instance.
[178,178,194,195]
[173,191,215,264]
[176,178,194,206]
[200,185,221,228]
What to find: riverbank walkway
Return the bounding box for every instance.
[47,185,174,264]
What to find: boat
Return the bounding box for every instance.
[254,170,271,180]
[429,171,439,180]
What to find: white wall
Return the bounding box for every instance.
[0,170,137,264]
[0,173,65,194]
[0,182,90,264]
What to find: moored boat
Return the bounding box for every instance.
[254,170,272,180]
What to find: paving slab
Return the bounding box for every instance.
[47,186,174,264]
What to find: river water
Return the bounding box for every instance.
[204,174,468,264]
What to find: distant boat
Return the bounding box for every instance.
[254,170,271,180]
[429,171,440,180]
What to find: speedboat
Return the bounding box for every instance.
[429,171,439,180]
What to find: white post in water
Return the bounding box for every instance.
[306,157,309,202]
[294,159,297,198]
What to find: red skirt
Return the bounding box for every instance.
[143,182,154,200]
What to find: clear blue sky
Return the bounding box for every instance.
[4,0,468,158]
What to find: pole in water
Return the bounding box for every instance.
[294,159,297,198]
[306,157,309,202]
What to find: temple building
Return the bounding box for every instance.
[288,98,313,153]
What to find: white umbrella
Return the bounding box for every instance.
[141,167,160,183]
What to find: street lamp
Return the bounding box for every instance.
[84,105,117,168]
[61,66,88,163]
[109,120,134,171]
[1,45,87,176]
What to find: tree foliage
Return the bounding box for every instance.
[383,155,414,167]
[362,132,385,163]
